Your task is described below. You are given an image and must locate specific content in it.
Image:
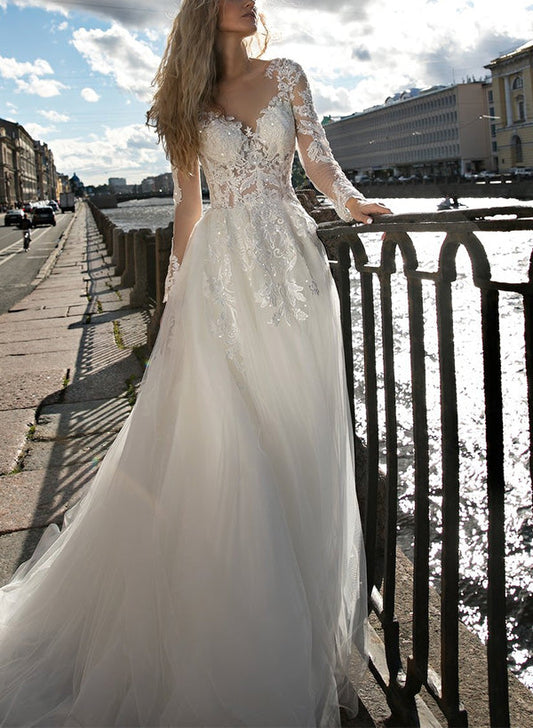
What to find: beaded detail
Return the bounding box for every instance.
[163,252,180,303]
[169,59,363,368]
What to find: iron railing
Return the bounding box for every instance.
[317,206,533,727]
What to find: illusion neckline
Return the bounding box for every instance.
[206,58,284,138]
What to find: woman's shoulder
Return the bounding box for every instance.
[264,58,307,87]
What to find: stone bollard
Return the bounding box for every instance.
[147,222,173,349]
[121,229,136,288]
[146,232,157,302]
[112,228,126,275]
[155,222,173,307]
[130,229,155,307]
[104,219,115,256]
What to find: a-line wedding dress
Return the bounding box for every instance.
[0,58,367,727]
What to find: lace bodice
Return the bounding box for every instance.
[164,59,366,353]
[173,58,363,221]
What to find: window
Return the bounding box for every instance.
[511,135,523,164]
[512,75,523,90]
[516,95,525,122]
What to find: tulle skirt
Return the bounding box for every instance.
[0,199,367,727]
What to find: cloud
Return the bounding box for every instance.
[81,87,100,102]
[15,76,67,97]
[24,122,54,139]
[268,0,532,114]
[0,56,54,80]
[51,123,168,184]
[9,0,176,29]
[39,109,70,122]
[0,55,67,97]
[71,24,160,102]
[352,46,371,63]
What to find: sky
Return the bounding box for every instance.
[0,0,531,186]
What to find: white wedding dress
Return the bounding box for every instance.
[0,59,367,727]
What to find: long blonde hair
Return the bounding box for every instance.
[147,0,269,173]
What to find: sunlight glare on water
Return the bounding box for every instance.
[350,197,533,688]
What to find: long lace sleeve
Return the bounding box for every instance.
[288,62,365,222]
[162,165,182,303]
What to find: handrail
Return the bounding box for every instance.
[317,206,533,727]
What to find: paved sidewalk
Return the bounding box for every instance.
[0,203,149,585]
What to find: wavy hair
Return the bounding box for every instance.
[147,0,269,173]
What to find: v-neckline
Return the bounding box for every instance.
[210,58,280,138]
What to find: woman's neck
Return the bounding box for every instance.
[215,37,251,83]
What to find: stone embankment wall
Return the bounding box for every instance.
[352,179,533,200]
[88,200,174,347]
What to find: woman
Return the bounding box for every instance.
[0,1,391,725]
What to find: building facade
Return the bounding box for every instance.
[34,140,57,201]
[0,120,38,204]
[324,81,491,179]
[485,41,533,171]
[0,124,17,208]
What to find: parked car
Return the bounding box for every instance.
[356,175,372,185]
[4,209,24,226]
[511,167,533,179]
[32,206,56,227]
[478,170,500,181]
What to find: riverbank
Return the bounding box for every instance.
[352,179,533,200]
[90,180,533,212]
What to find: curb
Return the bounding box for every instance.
[31,207,79,286]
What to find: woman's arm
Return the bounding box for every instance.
[163,161,202,301]
[289,62,391,223]
[172,161,203,262]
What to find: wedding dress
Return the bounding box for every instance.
[0,58,367,727]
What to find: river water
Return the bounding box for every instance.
[103,195,532,689]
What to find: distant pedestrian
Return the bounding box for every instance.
[19,212,32,251]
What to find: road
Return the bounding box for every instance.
[0,212,73,315]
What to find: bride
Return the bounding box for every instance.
[0,1,391,725]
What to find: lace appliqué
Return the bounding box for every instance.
[197,57,364,369]
[269,59,364,222]
[202,241,243,373]
[163,252,180,303]
[171,166,182,205]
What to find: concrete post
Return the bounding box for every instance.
[121,230,136,287]
[155,222,173,308]
[130,229,154,307]
[147,222,173,349]
[113,228,126,275]
[104,219,114,256]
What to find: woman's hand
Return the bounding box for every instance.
[346,197,392,224]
